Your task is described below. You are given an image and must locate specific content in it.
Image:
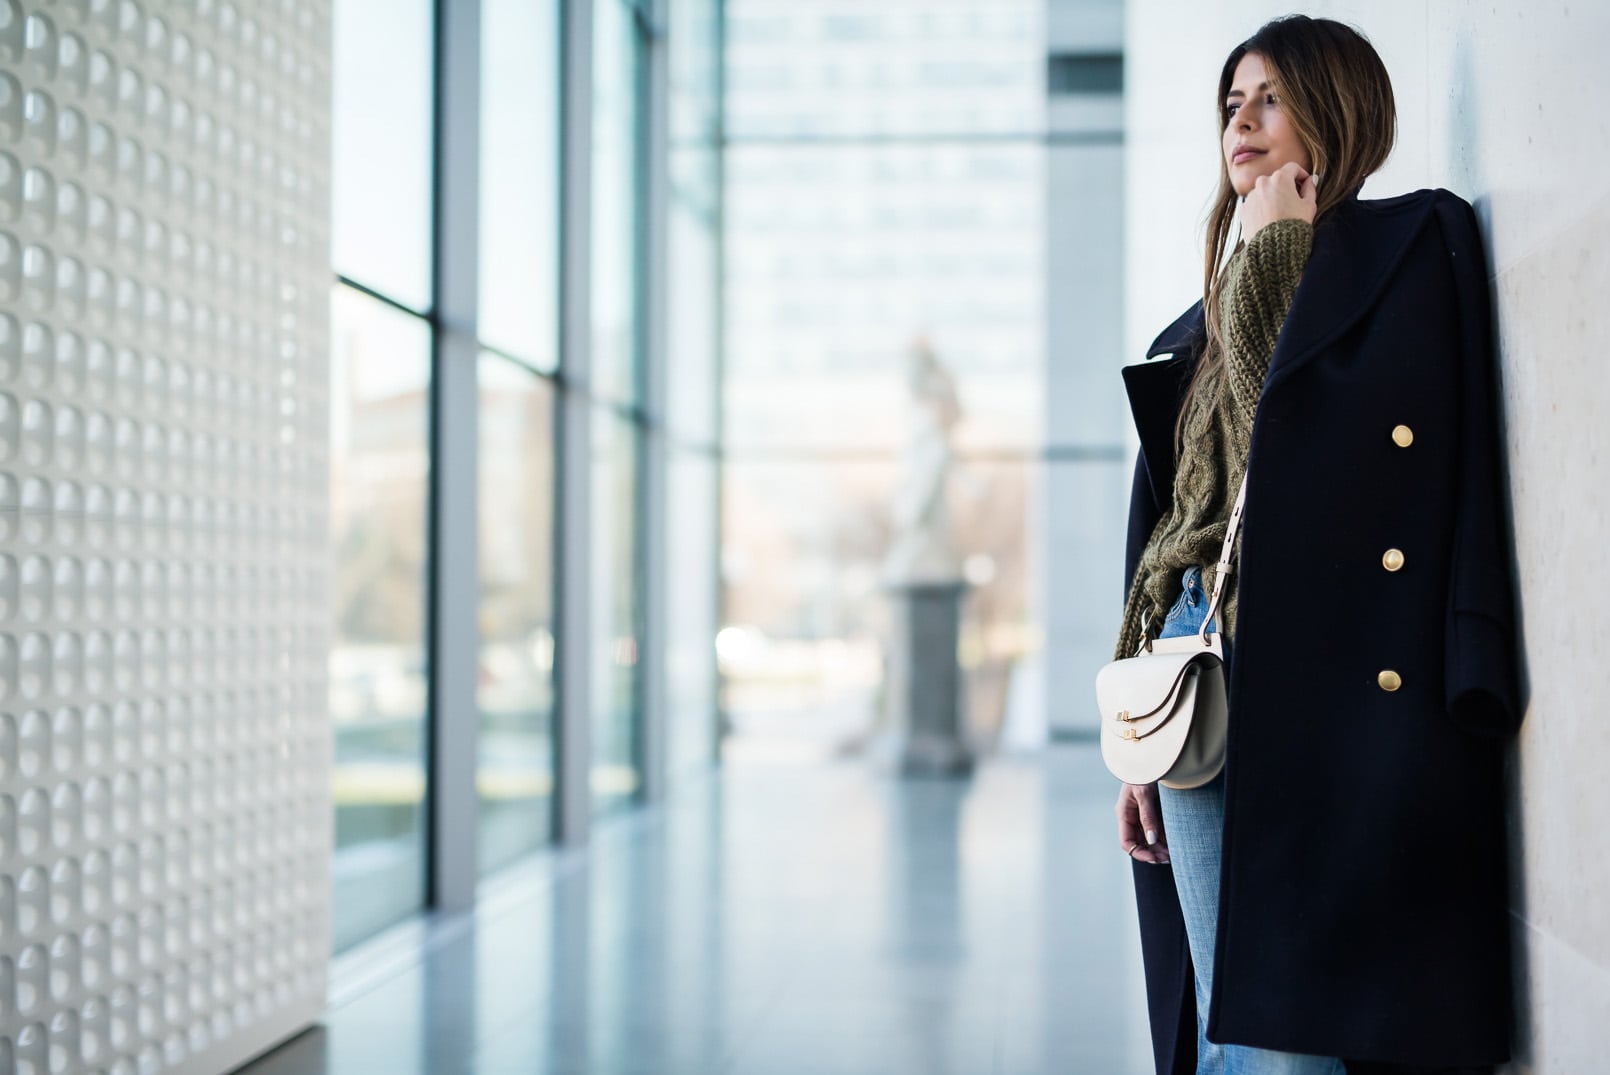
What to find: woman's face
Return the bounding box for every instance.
[1222,52,1313,197]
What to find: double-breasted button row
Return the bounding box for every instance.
[1379,425,1414,690]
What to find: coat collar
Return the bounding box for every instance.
[1138,189,1438,368]
[1122,188,1440,509]
[1144,298,1205,359]
[1263,188,1439,387]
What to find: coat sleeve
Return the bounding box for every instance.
[1436,191,1522,737]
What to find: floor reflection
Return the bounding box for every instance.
[236,743,1151,1074]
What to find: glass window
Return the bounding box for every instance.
[329,285,433,950]
[591,407,641,813]
[719,458,896,764]
[666,0,723,781]
[719,455,1040,764]
[666,201,718,443]
[670,0,721,148]
[725,2,1043,139]
[590,0,644,404]
[476,355,558,873]
[479,0,561,369]
[331,0,436,311]
[724,142,1044,457]
[668,447,719,783]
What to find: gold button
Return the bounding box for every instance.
[1382,548,1405,572]
[1378,670,1402,692]
[1391,424,1414,447]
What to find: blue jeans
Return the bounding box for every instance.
[1155,567,1343,1075]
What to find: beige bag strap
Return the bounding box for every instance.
[1199,470,1250,645]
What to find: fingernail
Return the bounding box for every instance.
[1145,829,1156,845]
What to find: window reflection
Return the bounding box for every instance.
[725,141,1044,455]
[331,0,436,311]
[667,204,718,444]
[669,0,721,222]
[477,355,557,873]
[720,458,1037,764]
[665,0,723,785]
[329,285,432,950]
[591,408,641,812]
[479,0,561,369]
[591,0,643,404]
[668,448,719,781]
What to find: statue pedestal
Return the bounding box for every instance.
[874,581,974,777]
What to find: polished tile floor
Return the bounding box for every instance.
[237,743,1154,1074]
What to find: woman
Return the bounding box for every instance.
[1110,15,1521,1075]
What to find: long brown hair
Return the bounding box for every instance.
[1176,15,1397,453]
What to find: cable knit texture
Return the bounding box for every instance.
[1113,217,1314,659]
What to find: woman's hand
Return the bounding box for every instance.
[1115,782,1170,865]
[1239,160,1318,238]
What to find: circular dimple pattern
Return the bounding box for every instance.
[0,154,19,223]
[0,314,15,380]
[0,0,331,1068]
[0,233,20,302]
[0,75,22,143]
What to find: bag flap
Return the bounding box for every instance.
[1095,649,1217,727]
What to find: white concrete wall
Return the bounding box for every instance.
[0,2,332,1072]
[1043,0,1128,738]
[1124,4,1610,1071]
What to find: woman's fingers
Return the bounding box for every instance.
[1127,842,1170,865]
[1134,782,1167,851]
[1277,159,1310,184]
[1241,161,1317,235]
[1114,784,1171,865]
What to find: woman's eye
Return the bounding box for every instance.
[1226,103,1239,116]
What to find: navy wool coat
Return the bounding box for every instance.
[1119,188,1522,1072]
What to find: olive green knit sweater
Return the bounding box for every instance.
[1113,217,1314,659]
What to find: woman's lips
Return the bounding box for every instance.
[1233,149,1266,164]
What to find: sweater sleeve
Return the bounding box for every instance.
[1221,217,1314,428]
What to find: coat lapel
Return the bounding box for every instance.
[1122,190,1436,511]
[1122,301,1204,512]
[1263,190,1439,388]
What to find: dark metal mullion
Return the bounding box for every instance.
[711,0,729,766]
[629,0,666,42]
[543,0,571,848]
[475,345,656,423]
[553,0,598,847]
[424,0,483,913]
[419,0,450,918]
[630,0,658,802]
[475,339,559,382]
[334,273,437,323]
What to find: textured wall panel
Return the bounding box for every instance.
[0,1,333,1073]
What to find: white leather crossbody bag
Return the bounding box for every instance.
[1096,473,1248,789]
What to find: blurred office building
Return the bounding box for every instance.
[721,0,1128,762]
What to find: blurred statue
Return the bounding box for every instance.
[883,335,964,585]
